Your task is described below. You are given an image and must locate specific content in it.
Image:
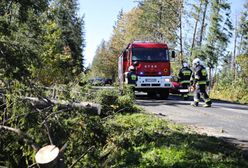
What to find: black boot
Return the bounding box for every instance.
[191,101,199,107]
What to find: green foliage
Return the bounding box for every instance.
[211,61,248,104]
[91,40,113,78]
[236,54,248,80]
[1,83,248,167]
[95,87,138,117]
[0,84,139,167]
[0,0,85,86]
[238,1,248,55]
[52,0,85,72]
[210,1,248,104]
[212,78,248,104]
[203,0,233,69]
[137,0,180,44]
[0,1,46,81]
[33,20,71,85]
[101,113,248,168]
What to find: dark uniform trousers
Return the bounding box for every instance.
[194,84,210,104]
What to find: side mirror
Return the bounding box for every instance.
[171,50,176,58]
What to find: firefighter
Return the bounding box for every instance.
[126,65,137,92]
[178,62,192,99]
[190,58,212,107]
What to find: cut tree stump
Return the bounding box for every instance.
[35,145,60,168]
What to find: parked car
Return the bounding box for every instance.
[103,78,113,85]
[169,76,190,96]
[88,77,113,86]
[88,77,104,86]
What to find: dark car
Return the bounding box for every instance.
[104,78,113,85]
[88,77,105,86]
[89,77,113,86]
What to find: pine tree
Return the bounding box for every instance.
[238,1,248,55]
[137,0,181,44]
[0,0,48,82]
[91,40,111,77]
[236,1,248,82]
[203,0,233,86]
[190,0,203,57]
[53,0,85,73]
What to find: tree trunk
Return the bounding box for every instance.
[35,145,60,168]
[199,0,209,47]
[190,18,199,57]
[233,14,238,80]
[190,1,202,57]
[23,97,101,115]
[179,0,184,63]
[0,125,67,168]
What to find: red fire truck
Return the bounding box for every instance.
[118,41,175,99]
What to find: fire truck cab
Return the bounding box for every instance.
[118,41,175,99]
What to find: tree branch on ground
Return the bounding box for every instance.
[0,125,39,151]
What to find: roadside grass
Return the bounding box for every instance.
[101,113,248,168]
[210,85,248,105]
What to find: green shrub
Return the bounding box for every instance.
[95,87,138,117]
[95,89,119,117]
[211,79,248,104]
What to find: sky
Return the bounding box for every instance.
[79,0,136,66]
[79,0,246,67]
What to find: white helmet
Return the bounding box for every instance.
[128,65,135,71]
[182,62,189,68]
[192,58,201,67]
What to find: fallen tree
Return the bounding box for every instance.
[23,96,101,115]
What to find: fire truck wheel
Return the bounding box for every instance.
[160,90,169,99]
[147,91,156,98]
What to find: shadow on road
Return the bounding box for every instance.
[135,94,193,107]
[135,93,248,111]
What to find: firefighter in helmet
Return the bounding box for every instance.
[190,58,212,107]
[126,65,137,92]
[178,62,192,99]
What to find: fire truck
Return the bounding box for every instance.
[118,41,175,99]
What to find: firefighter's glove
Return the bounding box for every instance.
[190,85,196,92]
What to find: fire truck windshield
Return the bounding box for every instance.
[132,48,169,62]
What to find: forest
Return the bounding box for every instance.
[0,0,248,167]
[91,0,248,104]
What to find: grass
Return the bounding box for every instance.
[101,113,248,168]
[210,85,248,105]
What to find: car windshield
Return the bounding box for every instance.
[132,48,169,61]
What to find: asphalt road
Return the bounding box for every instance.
[135,92,248,149]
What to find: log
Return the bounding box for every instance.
[22,97,101,115]
[35,145,59,168]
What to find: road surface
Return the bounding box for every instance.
[135,93,248,149]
